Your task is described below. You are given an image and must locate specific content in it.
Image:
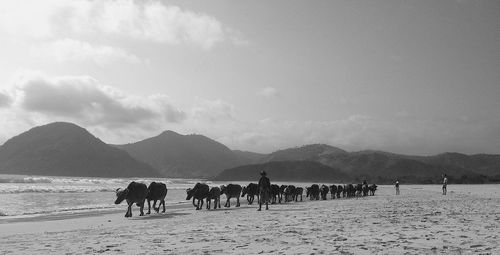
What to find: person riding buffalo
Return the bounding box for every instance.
[258,170,271,211]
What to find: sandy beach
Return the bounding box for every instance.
[1,184,499,254]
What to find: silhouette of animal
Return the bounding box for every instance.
[355,184,363,197]
[186,183,210,210]
[220,184,242,208]
[115,181,148,218]
[146,182,167,214]
[207,186,221,210]
[306,184,320,200]
[241,183,259,205]
[345,184,355,198]
[294,187,304,201]
[329,185,337,199]
[336,185,343,198]
[362,184,369,196]
[320,185,329,200]
[284,185,296,202]
[270,184,280,204]
[369,184,377,196]
[279,185,287,203]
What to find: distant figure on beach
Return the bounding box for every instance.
[395,179,400,195]
[258,170,271,211]
[442,174,448,195]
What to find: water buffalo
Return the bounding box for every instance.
[221,184,242,208]
[369,184,377,196]
[345,184,355,198]
[355,184,363,197]
[146,182,168,214]
[115,181,148,218]
[320,185,329,200]
[294,187,304,202]
[336,185,343,198]
[362,184,369,196]
[279,185,287,203]
[329,185,338,199]
[284,185,296,202]
[306,184,320,200]
[207,186,221,210]
[186,183,210,210]
[270,184,280,204]
[241,183,259,205]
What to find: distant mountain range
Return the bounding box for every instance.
[213,161,348,182]
[0,122,498,183]
[113,131,258,178]
[0,122,159,177]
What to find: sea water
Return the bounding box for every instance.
[0,174,212,219]
[3,174,496,220]
[0,175,342,219]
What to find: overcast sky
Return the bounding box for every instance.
[0,0,499,155]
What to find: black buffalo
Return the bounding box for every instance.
[320,185,329,200]
[279,185,287,203]
[329,185,337,199]
[186,183,210,210]
[369,184,377,196]
[284,185,296,202]
[221,184,242,208]
[306,184,320,200]
[207,186,222,210]
[270,184,280,204]
[345,184,355,198]
[241,183,259,205]
[115,181,148,218]
[146,182,168,214]
[294,187,304,202]
[362,184,369,196]
[336,185,343,198]
[355,184,363,197]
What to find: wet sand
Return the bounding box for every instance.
[0,184,498,254]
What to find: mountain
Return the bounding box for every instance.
[213,161,349,182]
[263,144,347,162]
[115,131,257,178]
[0,122,160,177]
[232,150,267,163]
[259,144,498,183]
[408,152,500,177]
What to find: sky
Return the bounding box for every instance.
[0,0,499,155]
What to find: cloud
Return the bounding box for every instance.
[0,0,243,50]
[32,39,142,65]
[191,99,235,123]
[10,73,185,128]
[257,87,280,98]
[0,92,12,107]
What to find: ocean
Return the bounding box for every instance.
[0,174,345,219]
[0,174,213,219]
[0,174,318,219]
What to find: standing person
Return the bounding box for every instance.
[395,179,400,195]
[442,174,448,195]
[258,171,271,211]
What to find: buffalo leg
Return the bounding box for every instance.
[153,200,159,213]
[139,200,145,216]
[236,197,240,207]
[147,199,152,215]
[126,203,132,217]
[161,200,166,213]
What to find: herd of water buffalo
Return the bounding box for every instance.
[114,181,377,217]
